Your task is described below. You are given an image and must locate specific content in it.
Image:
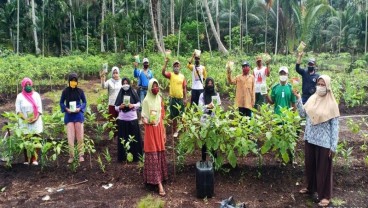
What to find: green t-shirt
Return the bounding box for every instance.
[271,83,296,115]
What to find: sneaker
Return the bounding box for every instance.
[173,131,179,138]
[79,156,85,162]
[23,162,29,165]
[32,161,39,166]
[68,158,74,164]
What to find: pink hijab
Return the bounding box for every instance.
[21,78,39,119]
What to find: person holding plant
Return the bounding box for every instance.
[100,66,122,120]
[198,77,221,161]
[162,57,187,138]
[114,77,142,162]
[141,78,168,197]
[227,61,255,117]
[296,52,320,104]
[293,75,339,207]
[15,77,43,165]
[60,73,87,164]
[187,53,207,106]
[133,58,154,106]
[266,66,296,114]
[253,56,270,109]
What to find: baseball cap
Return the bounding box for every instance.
[173,60,180,66]
[278,66,289,73]
[143,58,149,63]
[256,56,262,62]
[241,61,250,66]
[308,58,316,65]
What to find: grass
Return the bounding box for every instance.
[331,197,346,206]
[136,195,165,208]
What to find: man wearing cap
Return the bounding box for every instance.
[162,57,187,137]
[134,57,154,104]
[187,53,207,106]
[266,66,296,115]
[296,52,319,104]
[253,56,270,109]
[227,61,255,117]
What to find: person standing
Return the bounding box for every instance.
[142,79,168,197]
[253,56,270,109]
[60,73,87,164]
[227,61,255,117]
[162,58,187,138]
[114,77,142,162]
[294,75,340,207]
[187,53,207,105]
[134,58,154,104]
[15,77,43,165]
[266,67,296,115]
[100,66,122,119]
[296,52,320,104]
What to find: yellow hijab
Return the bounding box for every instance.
[304,75,340,125]
[141,78,161,123]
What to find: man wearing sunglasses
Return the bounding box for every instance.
[296,52,320,104]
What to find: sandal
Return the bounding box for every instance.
[299,188,311,194]
[158,190,166,197]
[318,199,330,207]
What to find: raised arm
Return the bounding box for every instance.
[162,57,171,78]
[296,52,305,75]
[226,68,236,85]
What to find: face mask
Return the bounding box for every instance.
[173,67,180,74]
[242,67,250,75]
[143,64,149,69]
[308,66,315,72]
[279,75,288,82]
[206,85,214,93]
[316,86,327,96]
[25,85,32,93]
[69,81,78,88]
[152,87,159,95]
[122,84,130,91]
[195,60,200,66]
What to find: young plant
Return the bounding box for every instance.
[119,135,136,163]
[97,155,105,173]
[103,147,112,164]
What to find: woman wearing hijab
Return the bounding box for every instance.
[60,73,87,164]
[198,77,221,161]
[114,77,142,162]
[101,66,122,119]
[141,78,168,197]
[15,77,43,165]
[294,75,340,207]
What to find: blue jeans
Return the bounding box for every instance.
[139,89,147,111]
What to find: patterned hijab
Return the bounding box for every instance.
[21,77,39,118]
[304,75,340,125]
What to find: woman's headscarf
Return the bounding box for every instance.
[111,66,120,83]
[63,73,83,107]
[114,77,140,112]
[21,77,39,118]
[304,75,340,125]
[142,78,161,123]
[203,77,217,105]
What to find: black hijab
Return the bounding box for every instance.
[62,73,83,107]
[114,77,140,112]
[203,77,216,105]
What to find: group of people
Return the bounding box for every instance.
[14,51,339,205]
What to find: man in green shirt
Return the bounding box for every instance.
[266,66,296,114]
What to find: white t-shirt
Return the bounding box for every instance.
[191,65,205,90]
[15,92,43,134]
[253,66,267,93]
[103,79,122,105]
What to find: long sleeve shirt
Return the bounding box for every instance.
[295,64,319,98]
[15,92,43,134]
[227,73,255,109]
[133,68,153,88]
[114,102,140,121]
[60,89,87,124]
[102,78,122,105]
[296,99,339,152]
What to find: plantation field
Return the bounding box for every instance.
[1,53,368,207]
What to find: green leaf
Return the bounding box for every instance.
[127,153,133,162]
[266,131,272,139]
[261,140,272,154]
[227,150,237,168]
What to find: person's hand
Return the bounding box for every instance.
[207,103,214,109]
[120,103,125,109]
[142,117,149,125]
[165,57,169,63]
[75,108,81,113]
[292,89,301,99]
[100,70,106,78]
[329,150,335,159]
[133,62,138,68]
[298,51,304,57]
[128,104,134,109]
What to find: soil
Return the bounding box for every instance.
[0,79,367,208]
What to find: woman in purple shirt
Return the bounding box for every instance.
[114,77,143,162]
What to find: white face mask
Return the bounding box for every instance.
[279,75,288,82]
[316,86,327,96]
[122,84,130,91]
[173,67,180,73]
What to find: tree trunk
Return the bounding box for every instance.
[16,0,19,54]
[149,0,164,53]
[86,4,89,54]
[196,0,200,49]
[170,0,174,34]
[203,0,228,54]
[229,0,232,51]
[200,1,212,56]
[240,0,243,51]
[69,0,72,52]
[157,0,165,51]
[265,11,268,53]
[101,0,105,52]
[274,0,279,55]
[112,0,117,52]
[176,0,183,56]
[215,0,220,36]
[31,0,40,55]
[365,0,367,54]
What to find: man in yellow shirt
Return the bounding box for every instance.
[187,53,207,106]
[227,61,255,117]
[162,57,187,137]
